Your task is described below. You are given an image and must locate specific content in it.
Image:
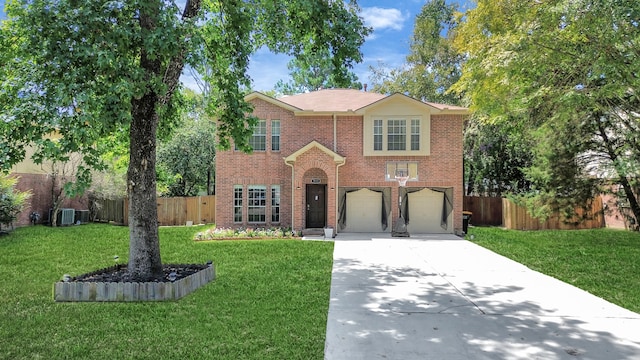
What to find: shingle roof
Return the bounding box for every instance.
[275,88,468,113]
[277,89,386,112]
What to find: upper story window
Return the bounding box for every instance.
[373,119,383,151]
[365,116,428,156]
[271,120,280,151]
[387,119,406,151]
[249,120,266,151]
[411,119,420,151]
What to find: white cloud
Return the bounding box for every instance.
[360,7,407,32]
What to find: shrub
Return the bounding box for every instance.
[195,226,297,240]
[0,175,31,232]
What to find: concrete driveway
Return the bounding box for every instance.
[322,233,640,360]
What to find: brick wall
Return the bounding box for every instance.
[11,173,88,227]
[216,97,465,233]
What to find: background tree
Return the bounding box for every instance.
[369,0,463,105]
[0,0,370,279]
[464,118,533,197]
[454,0,640,225]
[273,47,363,95]
[157,90,216,196]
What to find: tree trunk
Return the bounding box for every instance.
[127,3,163,281]
[125,0,202,280]
[128,91,163,280]
[597,120,640,229]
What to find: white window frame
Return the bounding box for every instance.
[233,185,243,223]
[385,161,419,182]
[271,120,280,152]
[249,120,266,151]
[248,185,267,223]
[271,185,280,223]
[364,115,429,156]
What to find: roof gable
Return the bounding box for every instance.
[284,141,345,164]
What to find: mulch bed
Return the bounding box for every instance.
[71,264,209,283]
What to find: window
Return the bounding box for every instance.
[364,115,428,156]
[386,161,419,181]
[248,185,266,223]
[271,120,280,151]
[271,185,280,223]
[411,119,420,151]
[373,119,383,151]
[387,119,406,151]
[233,185,243,223]
[249,120,266,151]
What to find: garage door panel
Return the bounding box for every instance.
[406,189,452,234]
[344,189,386,232]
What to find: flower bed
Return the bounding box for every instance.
[194,227,298,241]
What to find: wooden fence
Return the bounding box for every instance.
[91,195,216,226]
[502,197,604,230]
[463,196,503,226]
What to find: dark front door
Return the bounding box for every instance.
[306,184,326,228]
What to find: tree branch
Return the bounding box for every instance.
[161,0,202,105]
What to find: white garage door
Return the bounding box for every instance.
[344,189,386,232]
[406,188,452,234]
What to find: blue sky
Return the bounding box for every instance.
[0,0,473,92]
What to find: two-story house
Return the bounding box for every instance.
[215,89,468,235]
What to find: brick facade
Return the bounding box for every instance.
[215,91,466,234]
[11,173,88,227]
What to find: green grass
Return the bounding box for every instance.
[467,227,640,313]
[0,224,334,359]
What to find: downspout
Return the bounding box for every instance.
[336,159,345,233]
[333,112,342,232]
[285,159,295,232]
[333,113,337,152]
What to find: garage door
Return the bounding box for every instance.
[406,188,452,234]
[344,189,386,232]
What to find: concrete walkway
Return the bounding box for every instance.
[322,233,640,360]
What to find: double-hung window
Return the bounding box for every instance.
[411,119,420,151]
[233,185,243,223]
[271,185,280,223]
[248,185,266,223]
[271,120,280,151]
[373,119,383,151]
[249,120,266,151]
[387,119,406,151]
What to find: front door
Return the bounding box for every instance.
[306,184,326,228]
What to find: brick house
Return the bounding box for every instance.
[215,89,468,234]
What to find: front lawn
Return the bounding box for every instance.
[467,227,640,313]
[0,224,334,359]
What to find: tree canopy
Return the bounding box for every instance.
[273,47,364,95]
[454,0,640,224]
[0,0,370,278]
[369,0,463,105]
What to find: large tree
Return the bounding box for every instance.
[273,47,363,95]
[0,0,369,279]
[454,0,640,224]
[369,0,463,105]
[157,90,216,196]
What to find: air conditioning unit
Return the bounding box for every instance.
[59,208,75,226]
[49,208,76,226]
[75,210,90,224]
